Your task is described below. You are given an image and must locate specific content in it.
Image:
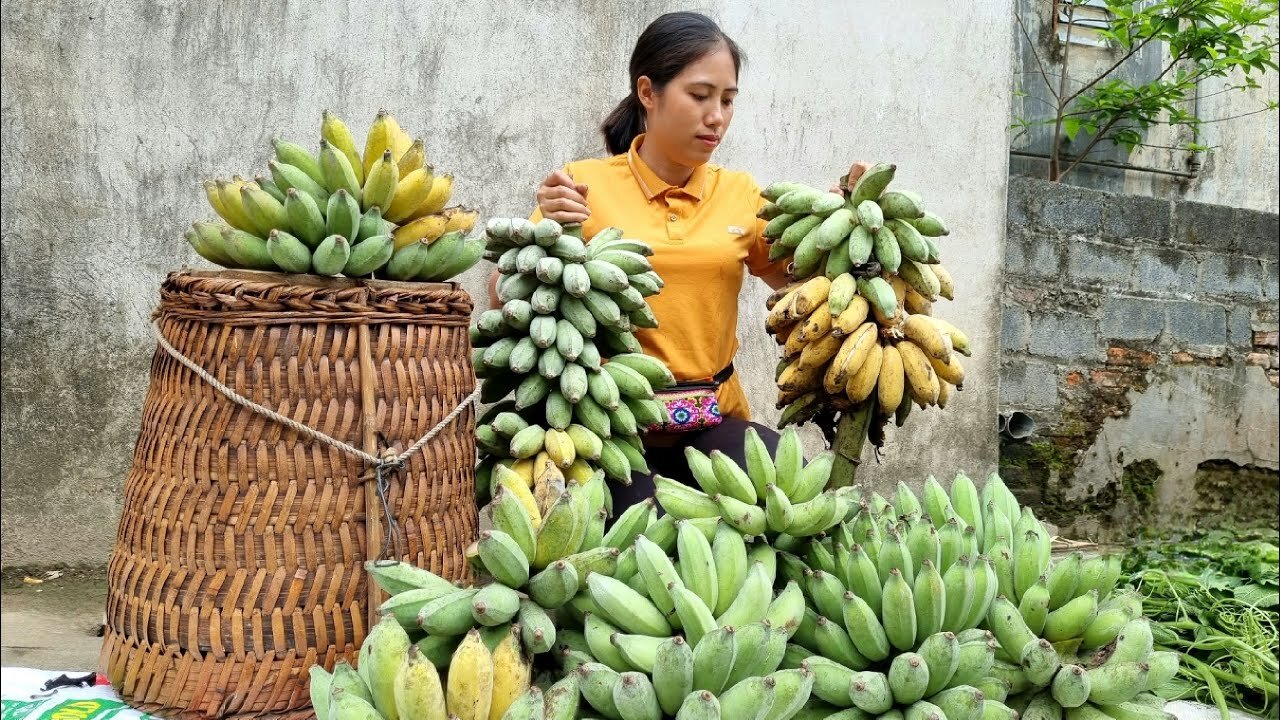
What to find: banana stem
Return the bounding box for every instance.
[829,401,874,487]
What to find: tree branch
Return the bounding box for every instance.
[1050,0,1078,180]
[1017,11,1060,100]
[1060,0,1217,109]
[1196,106,1279,123]
[1059,115,1125,180]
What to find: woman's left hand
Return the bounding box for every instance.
[830,160,874,195]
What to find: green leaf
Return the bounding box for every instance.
[1063,117,1083,141]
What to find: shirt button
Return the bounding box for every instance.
[668,213,678,222]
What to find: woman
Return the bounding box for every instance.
[492,11,869,511]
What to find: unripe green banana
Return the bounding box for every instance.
[588,573,671,637]
[330,686,384,720]
[1020,638,1062,688]
[1047,552,1084,611]
[1143,651,1179,692]
[717,560,773,629]
[1044,589,1099,643]
[878,528,915,585]
[718,675,777,720]
[651,636,695,716]
[814,615,868,671]
[716,493,768,536]
[1051,664,1091,708]
[851,670,896,714]
[1088,662,1150,705]
[951,638,998,688]
[358,615,410,720]
[964,554,998,633]
[478,529,530,588]
[527,560,578,609]
[915,559,947,640]
[765,581,807,638]
[1015,573,1051,635]
[919,631,961,696]
[584,613,630,673]
[883,568,919,652]
[693,624,739,694]
[312,234,351,276]
[930,685,986,720]
[471,582,520,626]
[804,657,857,708]
[906,701,947,720]
[987,592,1037,655]
[417,587,480,635]
[677,519,719,613]
[842,590,892,661]
[577,663,623,720]
[845,543,883,618]
[676,690,722,720]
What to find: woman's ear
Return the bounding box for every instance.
[636,76,655,112]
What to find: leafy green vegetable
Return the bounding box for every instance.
[1124,529,1279,720]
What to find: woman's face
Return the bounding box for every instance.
[639,43,738,169]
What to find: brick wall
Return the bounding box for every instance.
[1000,177,1279,539]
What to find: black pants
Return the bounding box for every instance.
[610,417,783,515]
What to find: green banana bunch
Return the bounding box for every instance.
[473,218,680,495]
[194,110,481,280]
[654,426,854,541]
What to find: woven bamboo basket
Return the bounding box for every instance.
[100,270,478,719]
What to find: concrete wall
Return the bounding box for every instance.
[1009,0,1280,213]
[999,177,1280,540]
[0,0,1013,568]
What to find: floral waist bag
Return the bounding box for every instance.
[648,364,735,433]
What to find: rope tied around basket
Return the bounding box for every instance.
[150,320,480,561]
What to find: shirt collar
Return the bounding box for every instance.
[626,133,707,202]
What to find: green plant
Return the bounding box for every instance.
[1013,0,1279,180]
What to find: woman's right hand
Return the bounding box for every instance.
[536,170,590,224]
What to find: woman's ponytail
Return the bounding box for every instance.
[600,12,743,157]
[601,93,646,156]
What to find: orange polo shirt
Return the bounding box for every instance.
[532,134,784,421]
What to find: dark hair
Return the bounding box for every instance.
[601,11,744,155]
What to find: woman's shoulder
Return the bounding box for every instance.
[705,164,763,197]
[561,154,631,182]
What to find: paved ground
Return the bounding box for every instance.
[1,569,107,671]
[0,572,1262,720]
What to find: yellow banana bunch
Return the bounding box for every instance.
[191,109,479,281]
[761,163,972,438]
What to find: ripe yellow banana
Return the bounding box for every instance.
[937,380,953,409]
[398,138,427,175]
[932,264,955,300]
[932,317,972,357]
[416,173,454,217]
[878,344,906,415]
[778,362,825,393]
[782,321,813,360]
[797,302,833,342]
[443,206,480,234]
[393,213,450,250]
[792,276,832,317]
[215,179,258,233]
[363,110,397,176]
[823,322,877,393]
[831,296,870,337]
[902,314,952,361]
[390,122,414,163]
[385,167,435,223]
[886,273,909,305]
[904,288,933,316]
[898,340,940,408]
[447,629,494,720]
[322,110,365,186]
[797,332,844,371]
[846,340,885,402]
[488,627,531,720]
[930,353,965,387]
[767,281,804,311]
[767,288,802,333]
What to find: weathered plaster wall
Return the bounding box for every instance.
[1,0,1012,567]
[1000,176,1279,540]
